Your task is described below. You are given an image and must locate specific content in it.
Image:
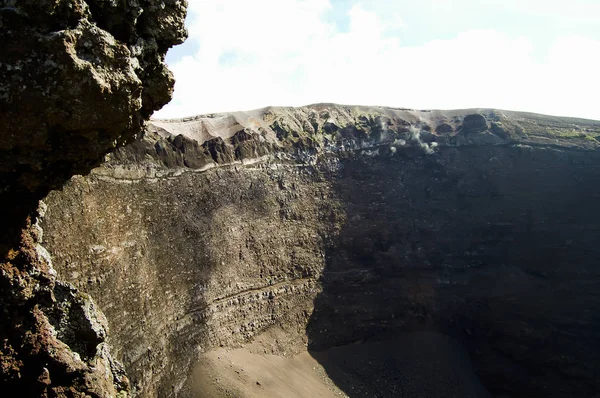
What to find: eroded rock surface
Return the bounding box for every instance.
[0,0,186,221]
[41,105,600,397]
[0,0,187,396]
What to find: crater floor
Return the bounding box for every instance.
[192,332,489,398]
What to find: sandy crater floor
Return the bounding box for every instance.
[191,331,490,398]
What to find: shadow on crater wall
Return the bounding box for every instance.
[307,145,600,397]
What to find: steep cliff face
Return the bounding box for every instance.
[0,1,187,396]
[0,0,186,218]
[308,142,600,396]
[41,157,339,396]
[40,105,600,397]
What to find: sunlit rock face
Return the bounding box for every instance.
[0,0,187,222]
[42,105,600,397]
[0,1,186,396]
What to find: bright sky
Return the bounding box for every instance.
[154,0,600,120]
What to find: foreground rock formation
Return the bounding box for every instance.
[40,105,600,396]
[0,0,187,396]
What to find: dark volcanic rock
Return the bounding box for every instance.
[461,114,489,134]
[0,0,187,222]
[436,123,454,134]
[0,0,187,396]
[307,142,600,397]
[40,105,600,397]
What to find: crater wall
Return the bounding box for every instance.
[41,105,600,396]
[0,1,187,396]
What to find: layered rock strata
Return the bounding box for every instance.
[0,1,187,396]
[41,105,600,397]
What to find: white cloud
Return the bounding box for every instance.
[484,0,600,23]
[155,0,600,120]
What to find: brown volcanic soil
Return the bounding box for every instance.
[191,332,489,398]
[191,348,341,398]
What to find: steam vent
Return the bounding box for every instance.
[2,2,600,398]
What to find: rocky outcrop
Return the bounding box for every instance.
[0,0,186,221]
[40,105,600,396]
[0,1,187,396]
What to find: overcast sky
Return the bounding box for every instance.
[154,0,600,120]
